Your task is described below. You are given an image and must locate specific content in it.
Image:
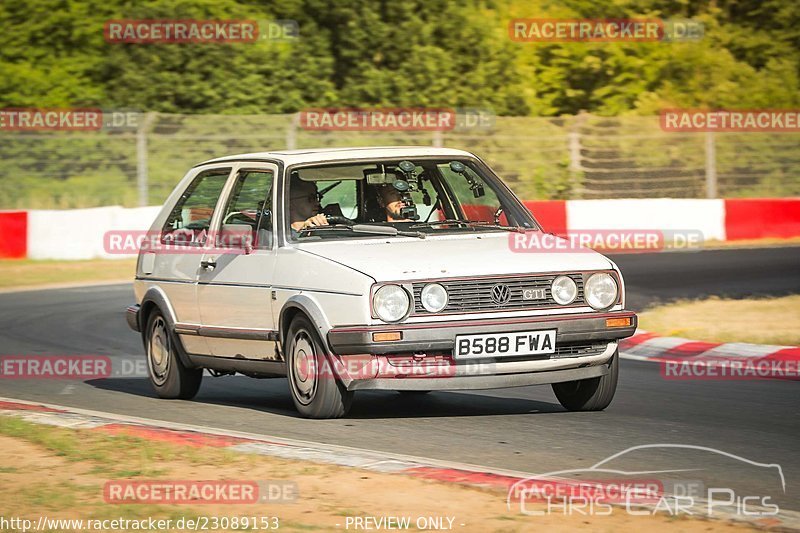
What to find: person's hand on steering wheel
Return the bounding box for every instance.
[300,213,329,230]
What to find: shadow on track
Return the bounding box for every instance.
[85,375,566,419]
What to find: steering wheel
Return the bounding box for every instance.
[184,219,210,230]
[324,215,353,226]
[224,211,256,225]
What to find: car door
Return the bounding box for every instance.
[152,164,234,356]
[196,163,279,359]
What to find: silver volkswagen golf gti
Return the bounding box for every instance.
[126,147,637,418]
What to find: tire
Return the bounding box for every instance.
[398,390,431,396]
[144,309,203,400]
[286,315,353,419]
[552,348,619,411]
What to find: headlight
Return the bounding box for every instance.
[373,284,410,322]
[420,283,448,313]
[584,273,618,310]
[551,275,578,305]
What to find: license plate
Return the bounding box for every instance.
[454,329,556,359]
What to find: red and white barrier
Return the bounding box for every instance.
[0,206,160,260]
[0,199,798,259]
[724,198,800,240]
[620,330,800,380]
[565,199,726,241]
[524,197,800,243]
[0,211,27,259]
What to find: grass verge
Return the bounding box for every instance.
[0,415,759,532]
[0,259,136,289]
[638,295,800,345]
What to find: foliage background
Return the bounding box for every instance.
[2,0,798,115]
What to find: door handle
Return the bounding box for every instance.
[200,258,217,270]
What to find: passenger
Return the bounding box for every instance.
[377,185,412,222]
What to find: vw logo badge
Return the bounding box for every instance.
[490,284,511,305]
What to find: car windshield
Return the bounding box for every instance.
[287,158,536,241]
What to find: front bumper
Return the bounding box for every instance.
[343,342,617,391]
[126,304,141,332]
[327,311,635,391]
[327,311,637,355]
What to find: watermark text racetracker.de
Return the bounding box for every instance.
[0,355,149,379]
[661,109,800,132]
[0,108,141,131]
[661,357,800,380]
[104,229,259,255]
[104,480,297,504]
[509,229,704,254]
[104,19,299,43]
[509,18,703,42]
[298,107,495,131]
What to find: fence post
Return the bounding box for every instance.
[705,131,717,198]
[136,112,155,207]
[432,130,443,148]
[286,113,298,150]
[568,112,586,198]
[568,132,581,172]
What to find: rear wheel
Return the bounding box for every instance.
[286,316,353,419]
[144,309,202,400]
[552,348,619,411]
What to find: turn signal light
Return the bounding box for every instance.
[373,332,402,342]
[606,317,632,328]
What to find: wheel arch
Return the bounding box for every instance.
[139,287,195,368]
[279,295,334,354]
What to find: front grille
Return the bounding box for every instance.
[412,274,584,314]
[551,342,608,359]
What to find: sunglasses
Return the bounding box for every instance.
[290,191,322,203]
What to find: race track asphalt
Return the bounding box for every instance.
[0,246,798,510]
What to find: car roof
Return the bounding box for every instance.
[196,146,476,167]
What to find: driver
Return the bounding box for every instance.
[289,177,328,232]
[376,185,412,222]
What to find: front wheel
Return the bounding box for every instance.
[552,348,619,411]
[144,309,203,400]
[286,316,353,419]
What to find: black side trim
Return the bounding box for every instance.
[175,323,278,341]
[186,354,286,378]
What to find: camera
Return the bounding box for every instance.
[400,203,418,220]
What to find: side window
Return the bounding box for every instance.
[162,168,231,245]
[217,169,274,249]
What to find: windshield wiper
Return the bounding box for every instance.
[411,219,524,232]
[300,223,426,239]
[462,221,526,233]
[410,219,471,227]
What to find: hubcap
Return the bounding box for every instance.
[291,332,317,405]
[147,317,171,386]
